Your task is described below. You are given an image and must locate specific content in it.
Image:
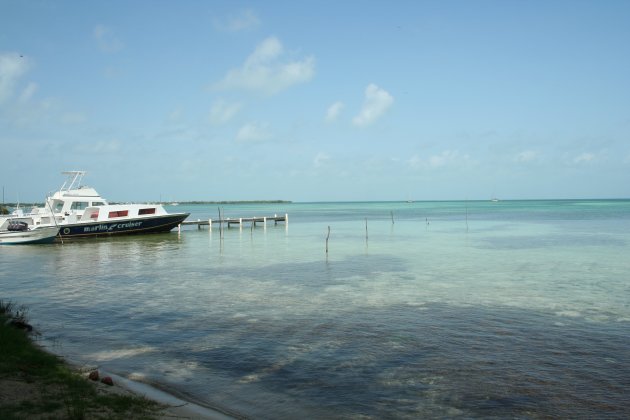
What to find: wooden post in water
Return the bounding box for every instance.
[218,207,223,240]
[325,226,330,253]
[391,211,394,224]
[365,218,368,243]
[465,200,469,232]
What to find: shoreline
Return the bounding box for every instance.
[32,335,245,419]
[1,300,244,419]
[44,341,244,420]
[99,372,236,419]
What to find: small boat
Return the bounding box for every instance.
[0,171,190,240]
[0,222,59,245]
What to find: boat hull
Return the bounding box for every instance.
[57,213,190,239]
[0,226,60,245]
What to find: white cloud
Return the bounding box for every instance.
[429,151,454,168]
[74,139,121,154]
[209,99,241,124]
[515,150,540,163]
[167,107,184,122]
[215,37,315,95]
[0,55,86,128]
[0,52,29,105]
[407,155,423,169]
[214,9,261,32]
[352,84,394,126]
[325,101,344,123]
[313,152,330,168]
[93,24,124,53]
[407,150,470,170]
[573,152,596,164]
[18,82,37,103]
[236,122,271,142]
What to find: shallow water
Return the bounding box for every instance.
[2,200,629,418]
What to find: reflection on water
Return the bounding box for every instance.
[2,201,630,418]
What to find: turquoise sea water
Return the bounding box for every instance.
[2,200,630,418]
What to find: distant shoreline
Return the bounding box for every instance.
[3,198,630,209]
[163,200,292,205]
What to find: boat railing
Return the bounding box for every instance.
[60,171,87,193]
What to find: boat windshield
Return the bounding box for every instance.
[53,201,64,213]
[70,202,90,211]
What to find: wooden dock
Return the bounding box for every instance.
[179,214,288,230]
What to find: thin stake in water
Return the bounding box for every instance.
[326,226,330,253]
[465,200,469,232]
[218,206,224,240]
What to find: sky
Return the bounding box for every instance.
[1,0,629,202]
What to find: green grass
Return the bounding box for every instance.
[0,300,163,419]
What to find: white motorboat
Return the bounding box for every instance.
[0,171,190,240]
[0,222,59,245]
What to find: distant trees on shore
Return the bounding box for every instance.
[175,200,291,205]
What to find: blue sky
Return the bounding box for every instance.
[1,0,629,202]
